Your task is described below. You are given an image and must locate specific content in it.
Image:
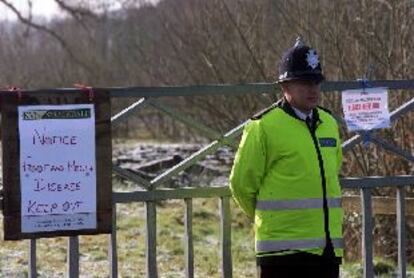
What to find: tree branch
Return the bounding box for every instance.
[0,0,93,73]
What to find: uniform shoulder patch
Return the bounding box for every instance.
[251,101,281,120]
[319,137,337,147]
[317,106,332,114]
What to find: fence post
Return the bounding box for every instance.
[184,198,194,278]
[397,186,406,278]
[220,196,232,278]
[109,203,118,278]
[361,188,373,278]
[29,239,37,278]
[146,201,158,278]
[68,236,79,278]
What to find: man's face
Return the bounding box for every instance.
[282,80,321,113]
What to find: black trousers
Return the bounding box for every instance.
[257,252,341,278]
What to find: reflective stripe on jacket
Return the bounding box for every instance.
[229,100,343,257]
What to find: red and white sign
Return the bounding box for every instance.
[342,87,390,131]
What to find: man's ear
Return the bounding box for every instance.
[280,83,289,94]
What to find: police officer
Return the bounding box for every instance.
[229,38,343,278]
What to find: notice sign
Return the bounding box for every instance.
[18,104,97,233]
[342,87,391,131]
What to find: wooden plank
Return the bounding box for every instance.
[184,199,194,278]
[397,187,407,278]
[361,189,374,278]
[145,201,158,278]
[220,197,232,278]
[113,187,231,203]
[342,196,414,215]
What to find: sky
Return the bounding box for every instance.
[0,0,60,20]
[0,0,159,21]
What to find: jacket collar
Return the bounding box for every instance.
[291,106,313,121]
[276,98,322,127]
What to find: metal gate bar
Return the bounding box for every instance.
[397,186,407,278]
[29,239,36,278]
[184,198,194,278]
[361,188,374,278]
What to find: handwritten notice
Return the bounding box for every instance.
[18,104,96,233]
[342,87,391,131]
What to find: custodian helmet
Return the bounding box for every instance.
[276,38,325,83]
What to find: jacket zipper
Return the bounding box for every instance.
[305,120,335,259]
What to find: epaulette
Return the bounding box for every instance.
[317,105,332,114]
[251,100,282,120]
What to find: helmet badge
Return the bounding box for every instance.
[306,49,319,69]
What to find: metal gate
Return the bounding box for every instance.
[0,79,414,278]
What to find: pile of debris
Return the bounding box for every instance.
[113,143,235,188]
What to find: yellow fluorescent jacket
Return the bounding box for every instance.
[229,100,343,257]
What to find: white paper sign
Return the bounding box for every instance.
[342,87,391,131]
[19,104,96,233]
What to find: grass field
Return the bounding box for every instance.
[0,183,410,277]
[0,189,256,277]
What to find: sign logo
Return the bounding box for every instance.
[23,109,91,120]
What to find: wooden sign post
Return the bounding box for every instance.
[1,89,112,240]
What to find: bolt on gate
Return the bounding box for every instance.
[0,80,414,278]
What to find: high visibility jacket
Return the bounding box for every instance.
[229,99,343,258]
